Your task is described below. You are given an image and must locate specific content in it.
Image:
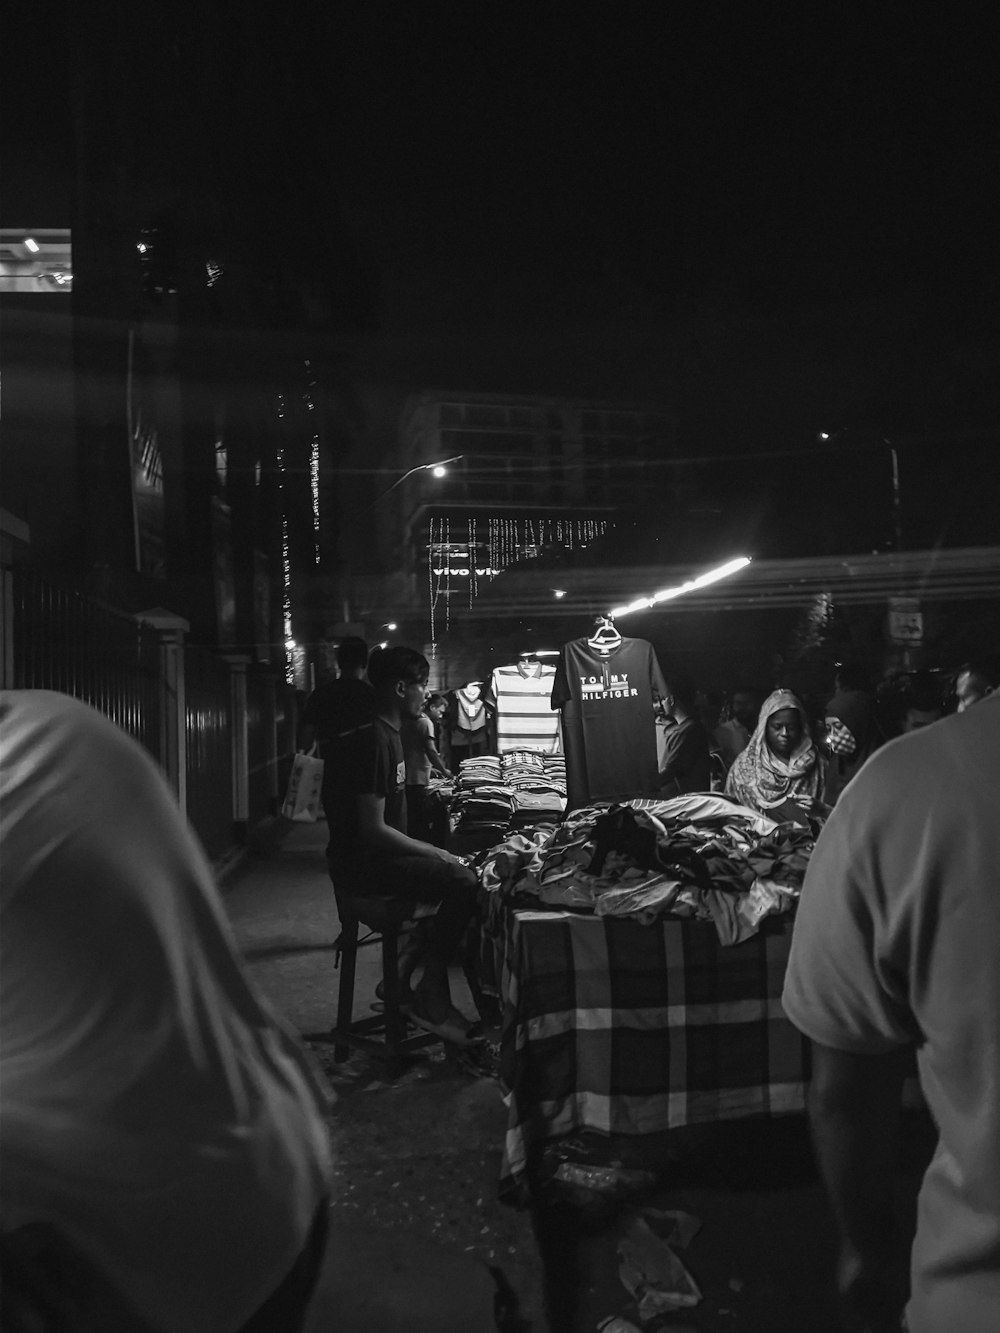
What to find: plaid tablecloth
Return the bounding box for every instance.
[497,908,809,1201]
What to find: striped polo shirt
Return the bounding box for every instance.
[488,662,562,755]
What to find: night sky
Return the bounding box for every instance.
[5,6,998,538]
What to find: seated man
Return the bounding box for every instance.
[325,645,480,1047]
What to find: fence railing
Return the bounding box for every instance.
[1,565,299,867]
[5,567,162,758]
[247,669,278,830]
[185,643,238,862]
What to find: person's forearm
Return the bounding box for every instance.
[426,742,449,772]
[808,1044,908,1330]
[363,819,447,861]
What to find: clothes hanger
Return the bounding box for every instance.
[587,615,622,651]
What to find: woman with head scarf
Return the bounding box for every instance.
[725,688,823,818]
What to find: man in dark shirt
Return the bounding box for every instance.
[658,674,711,796]
[325,645,480,1048]
[300,637,375,826]
[954,650,1000,712]
[299,636,375,755]
[821,662,882,806]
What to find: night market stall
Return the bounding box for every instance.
[474,794,821,1203]
[428,569,921,1210]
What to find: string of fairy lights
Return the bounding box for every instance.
[304,360,320,564]
[276,364,324,684]
[426,514,609,651]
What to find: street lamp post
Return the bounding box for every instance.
[361,454,464,514]
[818,428,903,554]
[344,455,464,636]
[818,426,915,669]
[888,439,903,556]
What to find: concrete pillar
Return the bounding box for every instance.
[135,608,190,806]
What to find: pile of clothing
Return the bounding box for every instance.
[450,755,515,838]
[479,794,821,946]
[501,751,567,823]
[450,751,567,837]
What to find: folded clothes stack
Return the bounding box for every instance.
[455,754,502,784]
[500,750,567,821]
[451,756,516,837]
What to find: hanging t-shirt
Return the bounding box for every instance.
[487,661,561,755]
[551,635,667,808]
[448,685,489,747]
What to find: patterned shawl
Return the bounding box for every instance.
[725,689,822,811]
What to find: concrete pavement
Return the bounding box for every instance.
[223,817,547,1331]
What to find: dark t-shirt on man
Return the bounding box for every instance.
[659,718,711,795]
[323,714,477,952]
[325,716,406,881]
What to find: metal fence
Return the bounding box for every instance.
[184,643,236,862]
[3,565,300,868]
[6,568,161,757]
[274,678,299,809]
[247,669,275,828]
[249,673,303,826]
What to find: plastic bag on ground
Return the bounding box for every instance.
[617,1209,702,1320]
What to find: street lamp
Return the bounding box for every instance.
[817,428,902,554]
[362,454,464,513]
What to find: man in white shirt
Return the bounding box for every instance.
[783,691,1000,1332]
[0,692,332,1331]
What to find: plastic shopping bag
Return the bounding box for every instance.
[281,746,324,822]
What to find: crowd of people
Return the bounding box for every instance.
[655,652,1000,822]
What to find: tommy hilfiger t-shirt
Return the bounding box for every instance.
[551,636,666,808]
